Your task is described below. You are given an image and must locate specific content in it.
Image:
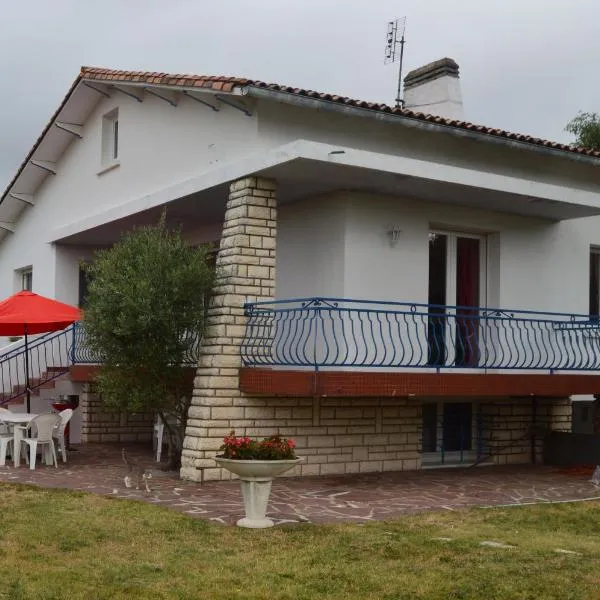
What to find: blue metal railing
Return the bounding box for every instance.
[0,325,75,405]
[0,322,202,405]
[71,322,96,364]
[70,322,201,366]
[241,297,600,371]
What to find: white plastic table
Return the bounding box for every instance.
[0,413,37,467]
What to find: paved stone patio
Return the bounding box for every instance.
[0,444,599,526]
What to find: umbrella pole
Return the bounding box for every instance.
[24,325,31,414]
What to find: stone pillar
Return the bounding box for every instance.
[180,176,276,482]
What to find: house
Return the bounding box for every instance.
[0,59,599,481]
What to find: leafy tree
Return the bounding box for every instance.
[82,214,214,468]
[565,112,600,151]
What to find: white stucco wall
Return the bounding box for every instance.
[0,90,598,323]
[342,193,429,305]
[277,190,597,318]
[0,91,261,302]
[276,195,346,300]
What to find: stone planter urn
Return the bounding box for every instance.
[215,456,304,528]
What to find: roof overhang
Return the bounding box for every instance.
[49,139,600,245]
[254,141,600,220]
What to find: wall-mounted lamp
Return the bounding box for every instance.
[386,224,402,247]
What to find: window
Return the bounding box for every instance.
[101,108,119,166]
[590,249,600,320]
[112,118,119,161]
[21,268,32,292]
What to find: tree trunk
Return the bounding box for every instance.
[158,395,190,471]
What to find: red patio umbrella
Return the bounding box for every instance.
[0,291,81,412]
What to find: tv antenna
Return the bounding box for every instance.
[384,17,406,108]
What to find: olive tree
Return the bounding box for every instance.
[566,111,600,151]
[82,215,214,468]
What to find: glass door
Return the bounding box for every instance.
[428,231,486,367]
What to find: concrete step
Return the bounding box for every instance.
[4,367,71,404]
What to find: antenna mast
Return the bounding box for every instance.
[384,17,406,108]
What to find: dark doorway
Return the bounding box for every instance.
[422,403,438,453]
[442,402,472,452]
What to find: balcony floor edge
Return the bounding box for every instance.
[239,368,600,398]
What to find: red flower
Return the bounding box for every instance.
[218,431,297,460]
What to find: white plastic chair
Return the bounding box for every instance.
[17,414,61,470]
[153,414,179,462]
[0,431,13,466]
[52,408,73,463]
[0,407,13,436]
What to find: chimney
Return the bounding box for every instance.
[403,58,464,120]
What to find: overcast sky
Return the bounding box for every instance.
[1,0,599,186]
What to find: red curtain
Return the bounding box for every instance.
[456,237,479,366]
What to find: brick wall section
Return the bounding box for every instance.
[79,383,153,443]
[480,397,571,465]
[181,176,278,481]
[240,368,600,398]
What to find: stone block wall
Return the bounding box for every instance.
[480,397,571,465]
[182,384,572,480]
[181,176,278,481]
[186,395,422,481]
[182,391,573,480]
[79,382,153,443]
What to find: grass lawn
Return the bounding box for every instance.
[0,484,599,599]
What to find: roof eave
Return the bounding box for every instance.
[0,75,83,206]
[80,77,245,97]
[242,85,600,166]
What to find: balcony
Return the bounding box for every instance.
[240,298,600,398]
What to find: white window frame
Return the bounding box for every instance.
[101,108,120,169]
[20,268,33,292]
